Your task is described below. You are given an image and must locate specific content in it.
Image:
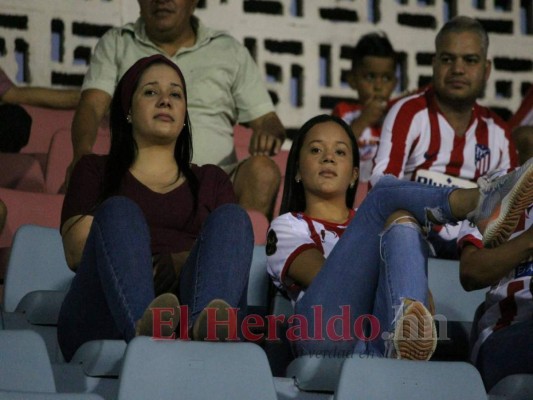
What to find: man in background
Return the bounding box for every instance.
[70,0,285,219]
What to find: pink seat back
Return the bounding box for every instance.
[0,187,64,248]
[45,128,111,194]
[20,105,75,155]
[0,153,45,192]
[246,209,269,245]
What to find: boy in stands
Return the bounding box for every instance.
[332,32,398,185]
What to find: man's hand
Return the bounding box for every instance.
[247,112,286,157]
[249,131,284,156]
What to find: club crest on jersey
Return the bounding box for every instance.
[266,229,278,256]
[475,144,491,176]
[515,259,533,279]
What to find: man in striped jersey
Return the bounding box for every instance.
[371,16,517,258]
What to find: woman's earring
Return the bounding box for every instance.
[295,177,301,183]
[126,113,132,124]
[349,182,355,189]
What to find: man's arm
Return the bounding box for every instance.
[460,225,533,291]
[2,86,80,109]
[0,67,79,109]
[247,111,286,156]
[71,89,111,163]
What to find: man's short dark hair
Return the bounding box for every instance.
[435,16,489,57]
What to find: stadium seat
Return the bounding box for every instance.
[488,374,533,400]
[0,330,107,399]
[45,128,110,195]
[268,257,487,389]
[247,210,269,245]
[334,357,486,400]
[2,225,73,313]
[0,153,45,192]
[2,224,274,371]
[0,188,63,249]
[285,355,345,392]
[428,257,486,361]
[247,245,270,315]
[0,330,56,393]
[20,106,75,156]
[117,338,278,400]
[0,391,103,399]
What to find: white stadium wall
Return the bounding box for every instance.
[0,0,531,131]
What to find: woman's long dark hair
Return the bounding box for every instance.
[100,55,199,209]
[280,114,360,214]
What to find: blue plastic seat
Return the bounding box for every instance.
[0,330,56,393]
[334,357,486,400]
[488,374,533,400]
[117,337,278,400]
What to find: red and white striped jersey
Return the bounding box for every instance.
[332,102,382,182]
[458,205,533,363]
[508,85,533,130]
[266,210,355,302]
[371,87,517,186]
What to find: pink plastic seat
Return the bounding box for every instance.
[0,187,64,248]
[0,153,45,192]
[246,209,269,245]
[45,128,110,194]
[233,124,250,161]
[20,106,75,155]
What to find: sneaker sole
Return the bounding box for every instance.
[136,293,180,338]
[192,299,233,341]
[483,162,533,248]
[393,301,437,361]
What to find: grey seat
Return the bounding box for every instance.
[2,225,73,314]
[285,355,345,392]
[3,225,126,384]
[0,330,56,393]
[117,337,278,400]
[334,357,487,400]
[428,257,486,360]
[1,224,273,377]
[488,374,533,400]
[274,257,487,392]
[0,390,104,399]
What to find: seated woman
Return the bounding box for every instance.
[266,114,533,360]
[58,55,254,361]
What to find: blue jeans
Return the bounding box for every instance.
[57,197,253,361]
[475,320,533,391]
[293,175,457,357]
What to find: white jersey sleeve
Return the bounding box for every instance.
[266,213,321,300]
